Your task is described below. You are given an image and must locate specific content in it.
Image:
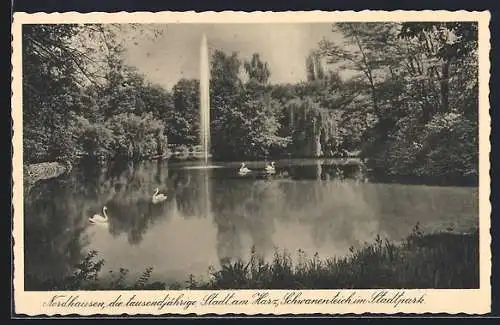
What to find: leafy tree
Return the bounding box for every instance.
[399,22,478,116]
[22,21,478,184]
[208,51,289,159]
[22,24,167,164]
[74,116,115,160]
[209,50,244,159]
[22,24,86,163]
[139,83,174,121]
[272,70,367,157]
[317,22,478,181]
[168,79,200,145]
[243,53,271,85]
[105,113,166,160]
[236,83,290,158]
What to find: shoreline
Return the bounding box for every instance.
[24,227,479,291]
[23,157,478,188]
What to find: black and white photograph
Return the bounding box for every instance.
[12,11,491,315]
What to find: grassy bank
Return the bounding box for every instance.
[25,225,479,290]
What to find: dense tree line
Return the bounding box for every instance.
[23,24,168,164]
[22,22,478,182]
[317,23,478,181]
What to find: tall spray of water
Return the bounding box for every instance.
[200,34,210,165]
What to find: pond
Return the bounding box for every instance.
[23,159,479,289]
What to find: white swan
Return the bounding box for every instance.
[265,161,276,173]
[89,206,109,224]
[152,187,167,204]
[238,162,251,175]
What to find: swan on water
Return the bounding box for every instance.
[265,161,276,173]
[89,206,109,224]
[152,187,167,204]
[238,162,251,175]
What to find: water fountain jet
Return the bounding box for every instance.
[183,34,221,170]
[200,33,210,166]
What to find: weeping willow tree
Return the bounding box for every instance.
[285,97,343,157]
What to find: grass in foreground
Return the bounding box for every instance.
[26,224,479,290]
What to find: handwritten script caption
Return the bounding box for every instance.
[42,290,426,311]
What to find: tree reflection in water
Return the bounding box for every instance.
[24,176,92,289]
[92,161,173,245]
[24,158,478,289]
[24,160,174,288]
[25,159,374,289]
[210,177,287,264]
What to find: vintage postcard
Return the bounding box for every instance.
[12,10,491,316]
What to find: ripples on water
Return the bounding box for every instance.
[23,159,478,288]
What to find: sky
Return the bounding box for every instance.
[121,23,341,90]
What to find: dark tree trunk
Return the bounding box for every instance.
[440,60,451,113]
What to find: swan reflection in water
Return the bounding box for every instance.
[152,187,168,204]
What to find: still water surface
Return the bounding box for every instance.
[24,159,478,288]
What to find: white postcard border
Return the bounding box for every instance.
[11,10,492,315]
